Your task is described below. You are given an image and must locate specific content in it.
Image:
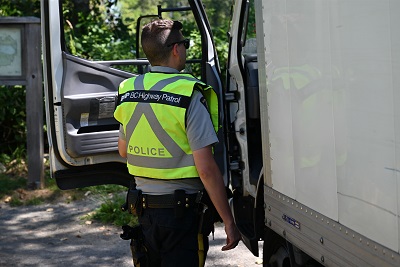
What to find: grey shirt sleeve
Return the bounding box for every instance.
[119,125,126,140]
[186,90,219,151]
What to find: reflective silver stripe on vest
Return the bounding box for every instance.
[125,74,200,169]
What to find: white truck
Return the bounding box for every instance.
[42,0,400,266]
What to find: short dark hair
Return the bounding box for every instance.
[141,19,183,65]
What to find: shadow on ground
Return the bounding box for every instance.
[0,198,262,267]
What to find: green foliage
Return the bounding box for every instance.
[25,197,45,205]
[79,184,127,195]
[120,0,159,33]
[0,86,28,158]
[85,193,138,227]
[78,184,138,226]
[8,197,23,206]
[203,0,232,30]
[213,28,230,82]
[63,0,133,60]
[63,0,232,64]
[0,0,40,17]
[0,173,26,199]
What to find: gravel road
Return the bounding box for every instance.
[0,197,262,267]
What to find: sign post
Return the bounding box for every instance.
[0,17,44,189]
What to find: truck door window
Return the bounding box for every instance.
[243,0,262,186]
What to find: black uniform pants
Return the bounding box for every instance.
[138,207,209,267]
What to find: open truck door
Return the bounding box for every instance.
[41,0,227,190]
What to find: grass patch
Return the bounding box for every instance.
[78,184,126,195]
[84,193,138,227]
[7,196,23,206]
[25,197,45,206]
[0,173,26,198]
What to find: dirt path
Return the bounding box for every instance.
[0,197,262,267]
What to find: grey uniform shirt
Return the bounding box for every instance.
[119,66,218,194]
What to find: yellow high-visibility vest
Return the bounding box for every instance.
[114,72,219,179]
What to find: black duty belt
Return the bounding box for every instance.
[141,191,201,209]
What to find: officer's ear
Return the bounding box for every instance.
[171,43,180,56]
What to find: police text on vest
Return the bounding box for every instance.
[129,145,165,157]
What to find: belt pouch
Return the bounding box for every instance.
[174,189,186,218]
[127,189,142,216]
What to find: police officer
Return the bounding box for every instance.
[114,19,241,267]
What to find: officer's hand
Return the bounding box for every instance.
[222,222,241,251]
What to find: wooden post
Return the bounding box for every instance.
[25,20,44,189]
[0,17,44,189]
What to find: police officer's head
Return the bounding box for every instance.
[141,19,189,71]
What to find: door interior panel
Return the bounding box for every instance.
[61,53,134,157]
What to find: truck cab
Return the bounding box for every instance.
[228,0,400,266]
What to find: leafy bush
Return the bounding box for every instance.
[85,193,138,227]
[63,0,132,61]
[0,86,28,158]
[0,0,40,17]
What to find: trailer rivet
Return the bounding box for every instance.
[268,206,271,211]
[321,256,325,263]
[283,230,286,237]
[320,237,324,244]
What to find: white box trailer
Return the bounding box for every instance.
[227,0,400,266]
